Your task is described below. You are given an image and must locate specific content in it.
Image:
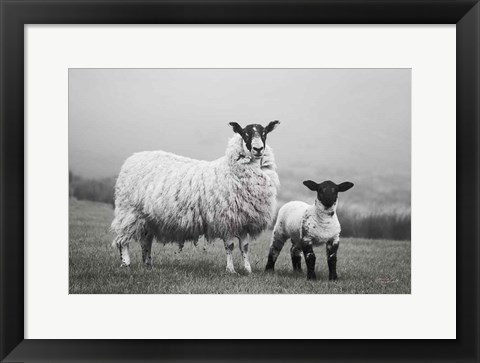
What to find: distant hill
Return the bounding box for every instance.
[69,167,410,240]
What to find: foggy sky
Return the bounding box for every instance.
[69,69,410,179]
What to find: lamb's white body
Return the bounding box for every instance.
[274,200,340,247]
[112,134,279,273]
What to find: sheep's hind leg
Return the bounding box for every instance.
[326,237,340,281]
[265,231,287,271]
[114,236,131,267]
[223,239,237,274]
[290,243,302,272]
[140,233,154,268]
[239,238,252,274]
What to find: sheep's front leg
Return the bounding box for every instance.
[239,238,252,274]
[118,243,131,267]
[223,239,236,274]
[326,237,340,281]
[301,240,316,280]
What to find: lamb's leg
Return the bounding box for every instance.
[265,230,287,271]
[290,243,302,272]
[301,241,316,280]
[114,237,131,267]
[326,237,340,281]
[239,238,252,274]
[223,239,236,274]
[140,233,154,268]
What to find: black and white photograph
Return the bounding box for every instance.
[69,68,411,294]
[3,0,478,359]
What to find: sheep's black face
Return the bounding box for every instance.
[229,121,280,159]
[303,180,354,210]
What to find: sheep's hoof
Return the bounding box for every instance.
[226,266,238,275]
[244,266,252,275]
[120,263,130,268]
[329,274,338,281]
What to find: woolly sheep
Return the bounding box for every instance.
[111,121,280,274]
[265,180,353,280]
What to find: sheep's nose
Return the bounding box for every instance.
[253,146,264,153]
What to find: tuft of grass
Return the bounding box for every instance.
[69,198,411,294]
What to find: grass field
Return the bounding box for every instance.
[69,198,411,294]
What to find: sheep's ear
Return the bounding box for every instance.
[229,122,243,135]
[265,120,280,133]
[338,182,354,192]
[303,180,318,191]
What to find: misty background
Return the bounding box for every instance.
[69,69,411,240]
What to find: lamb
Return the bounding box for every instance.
[111,120,280,274]
[265,180,353,280]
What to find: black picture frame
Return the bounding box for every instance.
[1,1,479,362]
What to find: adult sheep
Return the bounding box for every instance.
[111,120,280,274]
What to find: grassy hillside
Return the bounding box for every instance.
[69,198,411,294]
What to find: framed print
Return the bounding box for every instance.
[1,0,479,362]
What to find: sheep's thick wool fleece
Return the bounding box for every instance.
[112,135,279,244]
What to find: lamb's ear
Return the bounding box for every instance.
[229,122,243,135]
[338,182,354,192]
[265,120,280,133]
[303,180,318,191]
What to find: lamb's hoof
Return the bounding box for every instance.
[144,263,153,269]
[244,266,252,275]
[307,273,317,280]
[120,263,130,268]
[329,274,338,281]
[265,262,275,272]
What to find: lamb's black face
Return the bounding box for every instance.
[303,180,354,209]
